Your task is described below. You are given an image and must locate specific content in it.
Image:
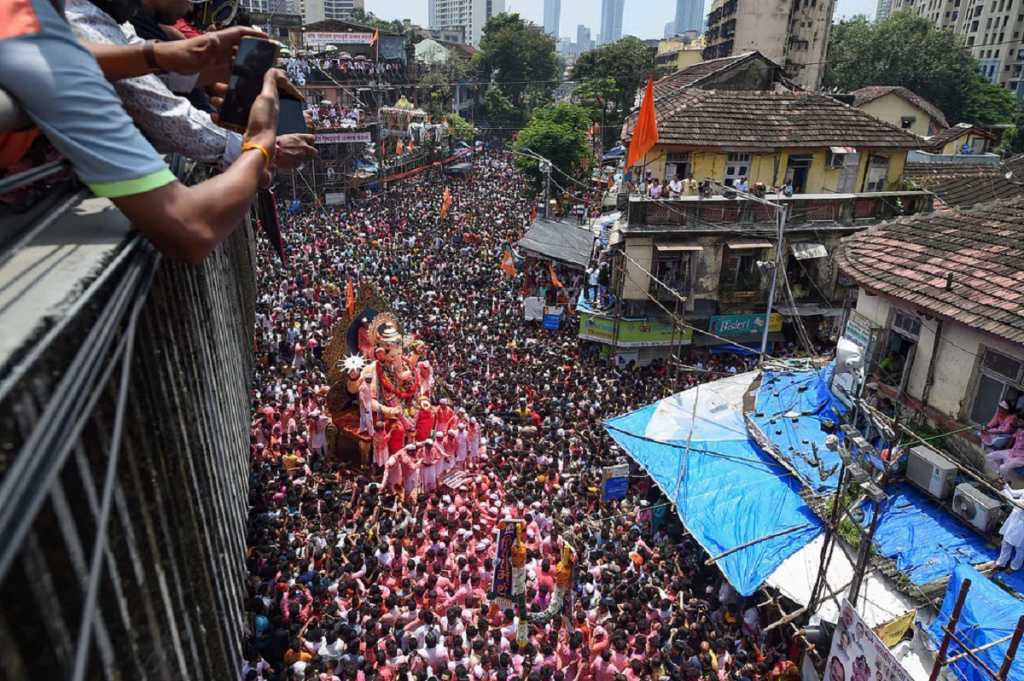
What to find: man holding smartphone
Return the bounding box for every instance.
[2,0,294,263]
[66,0,317,170]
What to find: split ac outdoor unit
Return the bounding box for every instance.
[952,482,1002,533]
[906,445,957,500]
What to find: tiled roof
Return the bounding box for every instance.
[835,198,1024,344]
[651,52,764,100]
[851,86,949,129]
[922,123,996,152]
[626,89,924,149]
[904,162,1024,209]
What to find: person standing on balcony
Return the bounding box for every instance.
[668,175,683,199]
[994,482,1024,573]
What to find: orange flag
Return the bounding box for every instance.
[529,205,538,223]
[549,263,564,289]
[396,139,405,155]
[500,249,517,277]
[626,78,659,170]
[345,280,355,318]
[371,28,379,45]
[440,188,452,218]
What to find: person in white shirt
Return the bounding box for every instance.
[668,176,684,198]
[995,482,1024,572]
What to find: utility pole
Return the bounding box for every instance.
[760,203,787,358]
[541,159,552,219]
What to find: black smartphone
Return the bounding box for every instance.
[219,37,279,131]
[278,95,308,135]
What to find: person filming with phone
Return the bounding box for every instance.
[1,0,300,263]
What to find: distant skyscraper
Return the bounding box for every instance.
[543,0,561,36]
[576,24,592,51]
[673,0,703,34]
[599,0,624,45]
[428,0,504,45]
[875,0,892,20]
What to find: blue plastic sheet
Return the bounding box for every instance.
[605,386,821,596]
[861,484,1001,586]
[751,364,848,495]
[927,564,1024,681]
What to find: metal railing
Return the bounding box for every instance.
[0,140,256,680]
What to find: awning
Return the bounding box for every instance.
[727,240,772,250]
[517,218,595,269]
[790,242,828,260]
[829,146,857,154]
[656,243,703,252]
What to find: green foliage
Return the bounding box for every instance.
[446,113,476,141]
[483,85,517,131]
[964,74,1018,126]
[474,13,560,126]
[570,37,660,148]
[513,103,593,189]
[418,56,474,120]
[824,11,1017,126]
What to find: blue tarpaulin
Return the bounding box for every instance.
[862,483,1003,586]
[927,564,1024,681]
[604,373,822,596]
[751,364,848,495]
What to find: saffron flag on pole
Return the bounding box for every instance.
[500,249,517,277]
[549,262,564,289]
[345,280,355,318]
[625,78,659,170]
[440,187,452,218]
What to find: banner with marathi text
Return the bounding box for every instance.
[490,524,516,602]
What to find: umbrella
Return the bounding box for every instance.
[338,51,352,59]
[354,54,367,61]
[324,45,338,52]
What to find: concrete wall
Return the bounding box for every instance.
[732,2,789,66]
[857,94,939,137]
[855,289,1024,429]
[644,144,909,193]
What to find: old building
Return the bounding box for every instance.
[428,0,505,46]
[851,85,949,137]
[922,122,998,155]
[903,160,1024,209]
[834,197,1024,468]
[584,85,930,364]
[702,0,836,90]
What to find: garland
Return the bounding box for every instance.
[376,358,420,401]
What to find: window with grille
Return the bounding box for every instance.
[969,348,1024,424]
[891,310,921,340]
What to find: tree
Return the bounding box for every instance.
[964,75,1018,126]
[474,13,560,125]
[483,85,517,134]
[824,11,1016,126]
[513,103,592,190]
[348,8,405,34]
[570,37,660,148]
[446,113,476,141]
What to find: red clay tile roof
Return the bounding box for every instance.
[903,162,1024,209]
[651,52,764,100]
[835,198,1024,344]
[851,86,949,129]
[625,89,923,149]
[922,124,996,153]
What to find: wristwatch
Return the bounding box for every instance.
[143,40,162,73]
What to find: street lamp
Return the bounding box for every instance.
[509,147,554,220]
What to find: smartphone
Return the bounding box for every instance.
[219,37,280,132]
[278,95,309,135]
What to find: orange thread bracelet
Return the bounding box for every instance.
[242,141,271,169]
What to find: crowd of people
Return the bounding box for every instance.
[242,152,805,681]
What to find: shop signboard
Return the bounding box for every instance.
[315,131,372,144]
[578,312,693,348]
[709,313,783,338]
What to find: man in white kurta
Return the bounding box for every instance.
[996,484,1024,572]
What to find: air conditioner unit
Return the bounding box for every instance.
[906,445,957,500]
[952,482,1003,533]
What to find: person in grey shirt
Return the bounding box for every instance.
[66,0,316,169]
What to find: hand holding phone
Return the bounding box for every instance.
[219,37,279,131]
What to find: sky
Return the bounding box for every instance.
[365,0,878,41]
